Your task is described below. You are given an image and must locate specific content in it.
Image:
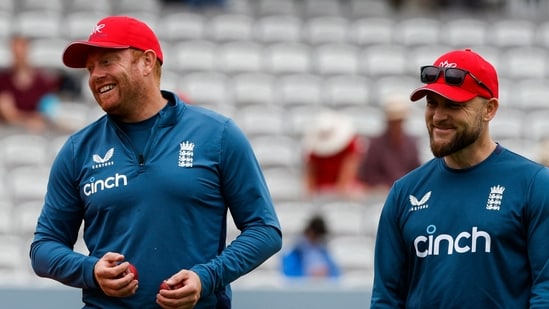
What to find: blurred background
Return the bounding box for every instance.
[1,0,549,307]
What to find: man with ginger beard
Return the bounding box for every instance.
[370,49,549,308]
[29,16,281,309]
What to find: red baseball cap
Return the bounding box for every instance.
[410,49,498,102]
[62,15,163,68]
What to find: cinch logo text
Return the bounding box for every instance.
[414,225,491,258]
[83,173,128,196]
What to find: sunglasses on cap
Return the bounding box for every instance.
[420,65,494,98]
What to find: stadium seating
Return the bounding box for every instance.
[232,72,276,107]
[254,15,303,43]
[441,18,488,48]
[156,12,207,42]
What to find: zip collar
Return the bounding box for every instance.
[156,90,185,128]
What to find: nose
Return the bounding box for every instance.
[89,65,106,79]
[428,104,448,123]
[88,66,107,90]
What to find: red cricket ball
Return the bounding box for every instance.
[159,280,183,290]
[124,263,139,280]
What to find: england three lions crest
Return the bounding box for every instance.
[178,141,195,167]
[486,185,505,211]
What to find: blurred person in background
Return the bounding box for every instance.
[302,110,366,200]
[0,34,61,132]
[357,94,421,193]
[281,214,341,279]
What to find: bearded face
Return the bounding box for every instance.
[425,95,487,158]
[429,111,483,158]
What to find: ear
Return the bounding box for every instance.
[484,97,499,121]
[141,49,157,75]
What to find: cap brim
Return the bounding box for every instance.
[62,41,130,68]
[410,83,477,103]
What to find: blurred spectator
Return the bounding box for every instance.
[302,110,366,200]
[357,94,421,192]
[0,35,61,132]
[56,70,82,101]
[281,214,341,279]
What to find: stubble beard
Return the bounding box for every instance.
[429,116,483,158]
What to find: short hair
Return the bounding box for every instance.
[304,215,328,237]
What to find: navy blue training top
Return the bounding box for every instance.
[30,91,282,308]
[371,145,549,308]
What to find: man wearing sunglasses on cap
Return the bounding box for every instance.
[370,49,549,308]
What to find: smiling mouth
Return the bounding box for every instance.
[433,127,452,133]
[99,84,114,93]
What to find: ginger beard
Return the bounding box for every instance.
[427,109,483,158]
[91,55,147,119]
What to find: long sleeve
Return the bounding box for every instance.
[30,136,99,289]
[370,187,407,308]
[191,117,282,297]
[526,167,549,307]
